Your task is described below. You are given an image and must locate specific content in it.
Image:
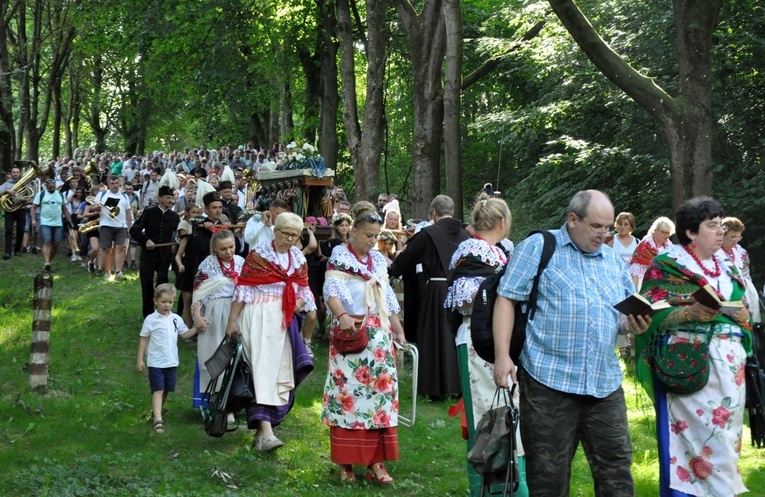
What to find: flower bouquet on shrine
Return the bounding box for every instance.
[277,141,327,176]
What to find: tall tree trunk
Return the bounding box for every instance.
[443,0,463,220]
[393,0,446,218]
[317,0,339,170]
[0,0,20,170]
[52,78,62,159]
[548,0,721,213]
[297,48,320,145]
[337,0,387,201]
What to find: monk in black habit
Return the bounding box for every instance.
[390,195,468,398]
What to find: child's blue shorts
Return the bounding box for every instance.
[148,366,177,393]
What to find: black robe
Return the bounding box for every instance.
[390,217,468,398]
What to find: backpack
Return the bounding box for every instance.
[471,230,556,364]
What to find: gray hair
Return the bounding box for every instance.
[566,190,611,219]
[274,212,304,233]
[430,195,455,217]
[649,216,675,236]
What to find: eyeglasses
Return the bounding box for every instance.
[275,228,300,240]
[354,213,384,226]
[727,234,743,241]
[577,215,614,237]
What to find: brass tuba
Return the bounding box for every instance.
[0,161,43,213]
[86,195,120,221]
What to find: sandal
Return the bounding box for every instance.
[340,465,356,483]
[366,462,393,485]
[254,434,284,452]
[153,420,165,434]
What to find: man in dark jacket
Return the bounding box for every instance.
[131,186,180,317]
[390,195,468,398]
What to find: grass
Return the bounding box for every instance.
[0,233,764,496]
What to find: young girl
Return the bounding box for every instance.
[190,230,245,408]
[136,283,199,434]
[175,204,202,327]
[314,213,352,337]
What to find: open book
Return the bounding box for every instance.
[614,293,671,316]
[692,284,745,315]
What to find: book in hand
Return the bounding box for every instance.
[614,293,671,316]
[692,284,745,315]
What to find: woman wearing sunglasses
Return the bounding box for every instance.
[320,201,406,484]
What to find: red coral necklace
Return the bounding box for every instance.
[722,246,736,264]
[683,244,721,278]
[347,243,373,272]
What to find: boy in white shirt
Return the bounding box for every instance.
[136,283,200,433]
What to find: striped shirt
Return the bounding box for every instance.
[497,224,634,398]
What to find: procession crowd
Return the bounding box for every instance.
[0,146,760,496]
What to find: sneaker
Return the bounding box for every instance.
[129,261,137,270]
[32,246,41,254]
[104,272,113,282]
[88,261,95,274]
[44,263,52,272]
[22,246,31,253]
[94,268,104,277]
[114,271,125,281]
[70,254,78,262]
[3,253,11,260]
[76,255,82,262]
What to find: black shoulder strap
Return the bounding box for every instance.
[527,230,556,320]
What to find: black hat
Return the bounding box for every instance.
[203,191,222,206]
[218,181,233,191]
[158,186,174,197]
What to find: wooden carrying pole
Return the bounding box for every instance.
[30,272,53,393]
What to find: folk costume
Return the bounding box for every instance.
[635,245,752,497]
[629,235,672,288]
[321,245,401,466]
[233,241,315,429]
[723,243,760,322]
[130,196,181,317]
[390,217,468,397]
[179,214,230,293]
[190,253,245,407]
[446,237,528,497]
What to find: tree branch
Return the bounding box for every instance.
[462,19,546,90]
[547,0,679,122]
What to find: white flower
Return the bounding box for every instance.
[302,143,315,153]
[287,141,297,150]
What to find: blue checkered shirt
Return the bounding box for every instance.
[497,224,635,397]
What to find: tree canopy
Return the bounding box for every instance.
[2,0,765,273]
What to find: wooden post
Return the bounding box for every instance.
[30,271,53,393]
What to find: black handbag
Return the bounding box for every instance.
[226,359,255,413]
[204,409,229,438]
[746,322,765,448]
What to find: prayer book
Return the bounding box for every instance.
[614,293,671,316]
[692,284,745,314]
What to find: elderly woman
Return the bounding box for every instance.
[320,201,405,484]
[635,197,751,497]
[190,230,244,408]
[225,212,315,452]
[609,211,639,265]
[445,196,527,497]
[722,217,760,322]
[630,216,675,289]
